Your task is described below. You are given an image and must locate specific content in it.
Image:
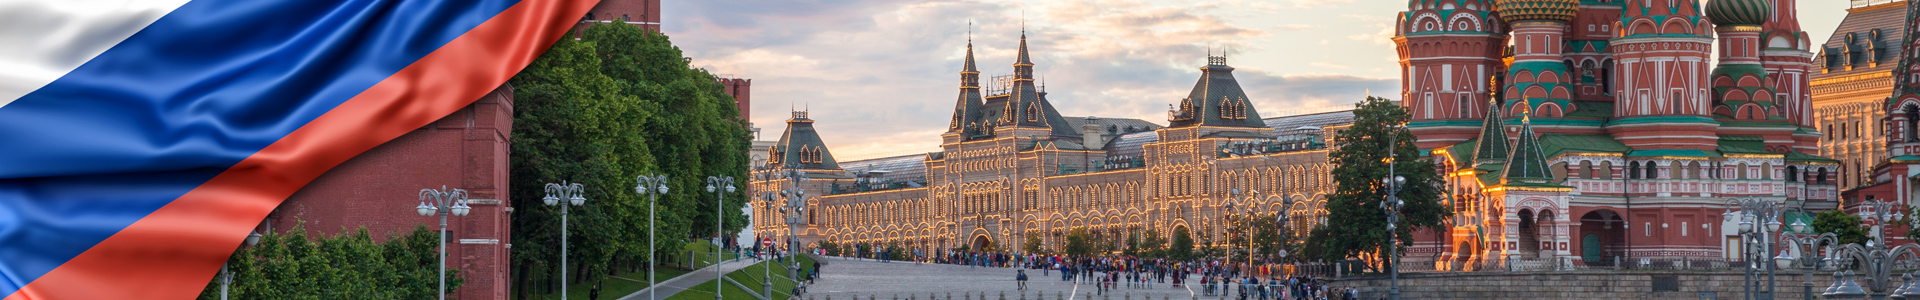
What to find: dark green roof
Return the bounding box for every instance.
[1475,163,1505,186]
[1626,149,1721,158]
[1716,135,1772,155]
[1168,57,1267,128]
[1785,151,1841,163]
[1502,112,1566,188]
[1472,98,1509,166]
[1538,134,1631,157]
[1447,139,1477,168]
[771,111,842,170]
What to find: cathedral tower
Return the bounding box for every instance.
[945,36,986,144]
[996,30,1078,140]
[1609,0,1719,150]
[1493,0,1579,119]
[1757,0,1819,152]
[1886,0,1920,158]
[1394,0,1510,149]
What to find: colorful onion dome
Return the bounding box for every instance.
[1705,0,1772,27]
[1494,0,1579,23]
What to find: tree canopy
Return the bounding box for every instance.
[1813,209,1870,246]
[198,224,454,300]
[1304,96,1450,270]
[507,23,750,298]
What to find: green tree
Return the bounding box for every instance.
[507,23,750,298]
[1169,226,1195,260]
[1123,231,1142,257]
[1064,228,1094,258]
[1024,231,1045,254]
[818,240,841,256]
[1139,229,1168,259]
[1813,209,1870,245]
[1305,96,1451,272]
[198,224,456,300]
[1244,213,1289,263]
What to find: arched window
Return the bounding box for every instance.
[1628,161,1641,179]
[1644,161,1658,179]
[1906,105,1919,142]
[1786,166,1800,182]
[1737,163,1750,179]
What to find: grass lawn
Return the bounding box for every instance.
[663,255,819,300]
[530,242,740,300]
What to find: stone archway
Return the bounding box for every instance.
[1577,209,1626,266]
[1517,209,1539,257]
[972,235,994,252]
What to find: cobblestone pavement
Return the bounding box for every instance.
[808,258,1206,300]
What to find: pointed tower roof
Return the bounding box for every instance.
[948,37,985,135]
[1015,30,1033,67]
[1168,55,1267,128]
[1472,98,1509,166]
[1501,103,1562,187]
[999,29,1079,139]
[772,111,841,170]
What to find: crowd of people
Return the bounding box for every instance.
[898,251,1367,300]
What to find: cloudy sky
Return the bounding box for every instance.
[663,0,1851,161]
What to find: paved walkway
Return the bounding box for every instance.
[622,258,761,300]
[809,258,1201,300]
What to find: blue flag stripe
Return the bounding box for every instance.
[0,0,524,294]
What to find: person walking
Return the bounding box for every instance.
[1016,269,1029,290]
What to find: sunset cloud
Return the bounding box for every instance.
[666,0,1400,159]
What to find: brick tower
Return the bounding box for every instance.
[1394,0,1510,149]
[1610,0,1719,150]
[577,0,661,32]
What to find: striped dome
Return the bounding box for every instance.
[1706,0,1771,26]
[1494,0,1579,22]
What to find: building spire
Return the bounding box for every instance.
[1502,99,1561,187]
[1471,97,1508,166]
[1015,28,1034,72]
[950,27,985,134]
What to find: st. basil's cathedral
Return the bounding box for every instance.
[1393,0,1858,269]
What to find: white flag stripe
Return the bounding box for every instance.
[0,0,192,109]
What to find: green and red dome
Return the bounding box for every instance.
[1494,0,1579,22]
[1706,0,1772,26]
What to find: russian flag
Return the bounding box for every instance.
[0,0,597,298]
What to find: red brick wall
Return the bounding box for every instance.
[270,84,514,300]
[720,78,751,122]
[573,0,662,33]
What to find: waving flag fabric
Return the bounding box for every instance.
[0,0,597,298]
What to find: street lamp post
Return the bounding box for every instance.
[1824,199,1918,298]
[1727,197,1785,300]
[415,186,472,300]
[1222,201,1238,278]
[543,181,587,300]
[1382,123,1407,300]
[705,176,737,300]
[1245,190,1261,276]
[1777,210,1837,300]
[635,175,670,300]
[219,232,262,300]
[767,169,811,298]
